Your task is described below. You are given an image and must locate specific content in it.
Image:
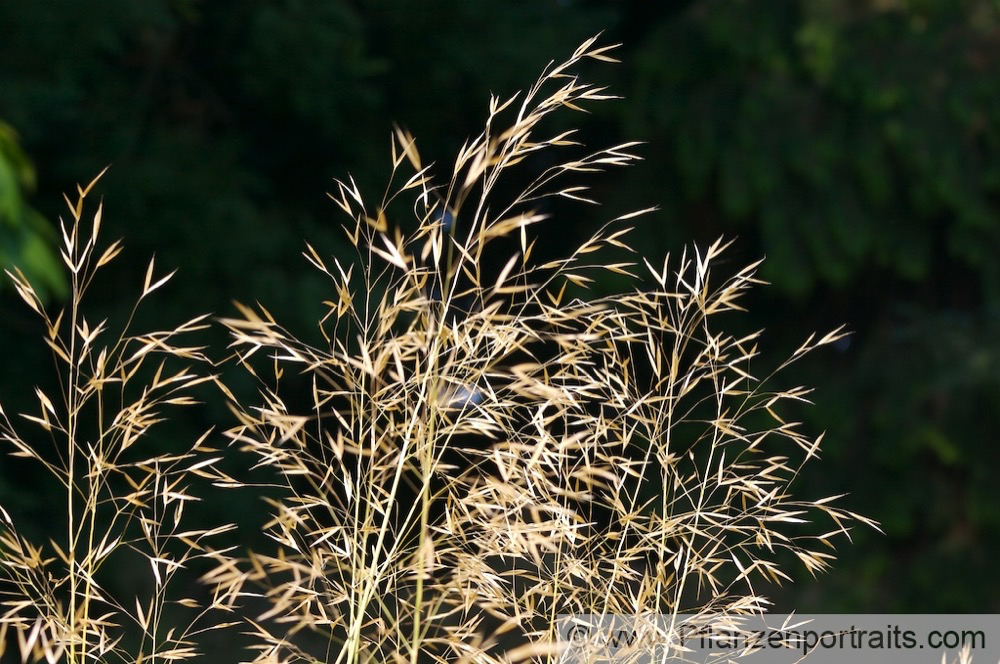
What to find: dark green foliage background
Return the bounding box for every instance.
[1,0,997,617]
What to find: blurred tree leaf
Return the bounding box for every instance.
[0,122,67,302]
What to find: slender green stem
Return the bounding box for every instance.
[66,223,81,664]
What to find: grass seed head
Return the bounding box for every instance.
[213,37,875,663]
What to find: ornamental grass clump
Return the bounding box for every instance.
[207,37,877,663]
[0,36,876,664]
[0,172,238,662]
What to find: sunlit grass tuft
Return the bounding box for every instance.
[207,37,878,663]
[0,36,876,664]
[0,171,238,663]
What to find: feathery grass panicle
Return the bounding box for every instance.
[212,37,877,663]
[0,171,237,663]
[0,36,875,664]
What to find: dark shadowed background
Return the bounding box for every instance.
[2,0,998,623]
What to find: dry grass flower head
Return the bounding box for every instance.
[0,171,238,662]
[209,37,878,663]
